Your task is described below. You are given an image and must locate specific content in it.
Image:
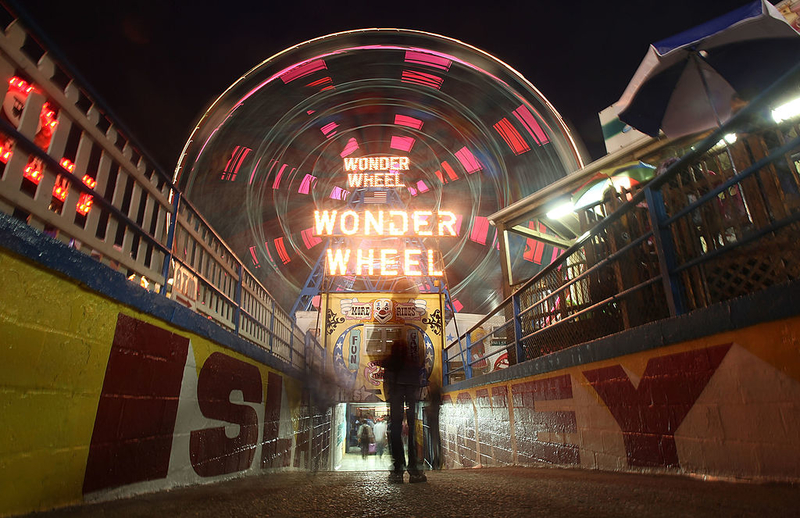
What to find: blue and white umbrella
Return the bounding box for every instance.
[616,0,800,139]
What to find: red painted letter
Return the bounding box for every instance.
[190,352,262,476]
[583,344,731,468]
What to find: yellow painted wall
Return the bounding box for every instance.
[0,250,305,517]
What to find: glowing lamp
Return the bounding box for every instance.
[53,185,68,202]
[82,175,96,189]
[76,193,93,215]
[546,201,574,220]
[60,158,75,173]
[24,164,43,184]
[772,98,800,124]
[0,146,11,164]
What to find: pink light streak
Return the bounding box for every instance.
[281,59,327,83]
[340,138,359,157]
[394,114,423,129]
[273,164,290,189]
[404,50,452,71]
[249,246,260,268]
[298,174,317,194]
[416,180,429,193]
[390,135,415,152]
[513,105,550,145]
[455,147,482,174]
[470,216,490,244]
[321,122,338,138]
[330,186,349,200]
[442,161,458,181]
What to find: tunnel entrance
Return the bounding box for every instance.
[337,402,392,472]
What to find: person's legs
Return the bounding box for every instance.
[404,385,426,482]
[389,390,406,476]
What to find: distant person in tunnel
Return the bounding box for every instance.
[382,335,427,483]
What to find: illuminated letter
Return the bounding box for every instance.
[413,211,433,236]
[364,174,374,187]
[398,157,410,170]
[368,157,378,171]
[385,174,395,187]
[326,249,351,275]
[356,249,375,275]
[314,210,337,235]
[388,211,408,236]
[381,249,398,276]
[375,174,384,187]
[365,210,384,235]
[340,210,359,235]
[405,249,422,276]
[358,158,368,171]
[438,211,457,236]
[428,249,443,276]
[344,158,359,171]
[348,173,363,188]
[379,157,390,170]
[394,173,404,187]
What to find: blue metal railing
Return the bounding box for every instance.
[445,62,800,384]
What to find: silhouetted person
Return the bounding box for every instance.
[425,381,443,470]
[382,337,427,483]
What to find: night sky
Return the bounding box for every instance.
[9,0,755,173]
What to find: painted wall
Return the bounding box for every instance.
[440,317,800,481]
[0,249,329,517]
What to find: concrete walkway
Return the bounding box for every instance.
[25,467,800,518]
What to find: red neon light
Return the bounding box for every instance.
[82,175,96,189]
[513,105,550,145]
[455,147,482,174]
[274,237,291,264]
[301,228,322,249]
[434,170,443,183]
[390,135,415,152]
[401,70,443,90]
[404,50,451,71]
[394,114,423,129]
[494,118,531,155]
[340,138,359,157]
[523,221,546,264]
[280,59,327,83]
[298,174,316,194]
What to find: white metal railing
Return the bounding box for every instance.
[0,11,323,373]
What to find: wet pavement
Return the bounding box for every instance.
[25,466,800,518]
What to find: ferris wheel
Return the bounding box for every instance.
[174,29,582,315]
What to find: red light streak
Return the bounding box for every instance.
[248,246,260,268]
[401,70,443,89]
[442,161,458,182]
[274,237,291,264]
[301,228,322,249]
[272,164,290,189]
[494,118,530,155]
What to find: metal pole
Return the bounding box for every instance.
[159,192,181,296]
